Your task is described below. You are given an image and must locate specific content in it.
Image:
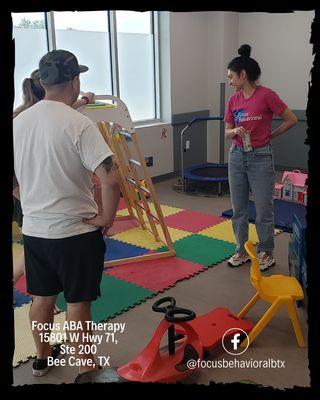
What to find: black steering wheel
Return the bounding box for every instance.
[152,297,176,314]
[165,306,196,323]
[152,297,196,322]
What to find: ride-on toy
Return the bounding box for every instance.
[75,297,254,384]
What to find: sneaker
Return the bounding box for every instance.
[32,344,62,377]
[227,252,250,267]
[258,251,275,271]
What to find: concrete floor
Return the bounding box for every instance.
[13,176,310,388]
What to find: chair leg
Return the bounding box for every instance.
[240,300,280,348]
[237,292,260,319]
[285,300,306,347]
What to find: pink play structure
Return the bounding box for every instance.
[274,170,308,205]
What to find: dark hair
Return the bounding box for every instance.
[13,69,45,119]
[227,44,261,82]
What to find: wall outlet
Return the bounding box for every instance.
[145,156,153,167]
[186,140,190,150]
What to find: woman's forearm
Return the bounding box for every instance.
[271,120,297,139]
[225,128,236,140]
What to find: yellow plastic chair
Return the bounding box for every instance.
[237,240,306,348]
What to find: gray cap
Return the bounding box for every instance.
[39,49,88,85]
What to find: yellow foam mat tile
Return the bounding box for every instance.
[116,208,133,217]
[116,202,184,219]
[13,304,67,367]
[199,220,282,244]
[12,222,22,242]
[12,242,24,265]
[147,203,184,217]
[112,225,191,250]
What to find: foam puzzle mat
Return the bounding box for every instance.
[12,201,282,367]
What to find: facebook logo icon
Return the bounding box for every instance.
[231,333,241,350]
[222,328,249,355]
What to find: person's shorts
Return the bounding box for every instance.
[23,229,106,303]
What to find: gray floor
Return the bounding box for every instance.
[13,176,310,388]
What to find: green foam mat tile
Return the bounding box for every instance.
[158,234,236,267]
[56,274,155,323]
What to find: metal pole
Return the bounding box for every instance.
[219,82,226,164]
[180,122,192,193]
[168,324,175,355]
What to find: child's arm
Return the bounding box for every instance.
[72,92,95,109]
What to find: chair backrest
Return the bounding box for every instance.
[244,241,262,289]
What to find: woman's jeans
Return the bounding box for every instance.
[228,143,275,256]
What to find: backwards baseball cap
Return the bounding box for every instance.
[39,49,88,85]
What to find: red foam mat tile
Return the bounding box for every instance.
[14,275,28,295]
[106,256,207,292]
[164,210,226,233]
[117,197,127,211]
[107,218,141,235]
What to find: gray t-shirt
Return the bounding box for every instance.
[13,99,113,239]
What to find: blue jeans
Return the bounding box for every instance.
[228,143,275,256]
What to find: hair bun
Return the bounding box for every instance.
[238,44,251,58]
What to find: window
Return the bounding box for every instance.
[116,11,156,121]
[12,10,160,123]
[54,11,112,95]
[12,12,48,109]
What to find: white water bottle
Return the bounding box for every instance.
[243,130,252,152]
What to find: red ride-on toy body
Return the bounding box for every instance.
[76,297,203,384]
[75,297,254,384]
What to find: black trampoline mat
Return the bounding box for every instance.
[190,166,228,178]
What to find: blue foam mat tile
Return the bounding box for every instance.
[221,199,306,233]
[13,289,32,308]
[104,237,150,262]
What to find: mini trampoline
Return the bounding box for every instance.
[183,163,229,196]
[177,83,229,196]
[184,163,228,182]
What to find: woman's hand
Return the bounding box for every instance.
[233,126,247,138]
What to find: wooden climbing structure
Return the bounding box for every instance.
[81,96,176,267]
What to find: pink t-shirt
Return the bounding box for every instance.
[224,85,288,148]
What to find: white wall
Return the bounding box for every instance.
[238,11,314,110]
[135,124,173,178]
[207,12,239,163]
[169,12,209,115]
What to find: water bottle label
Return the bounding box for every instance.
[243,131,252,152]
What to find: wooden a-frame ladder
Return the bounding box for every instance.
[81,96,176,267]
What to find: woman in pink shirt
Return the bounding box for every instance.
[224,44,298,270]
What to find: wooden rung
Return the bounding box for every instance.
[104,250,176,267]
[126,178,151,195]
[115,215,133,221]
[129,158,141,167]
[118,130,132,141]
[135,201,160,222]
